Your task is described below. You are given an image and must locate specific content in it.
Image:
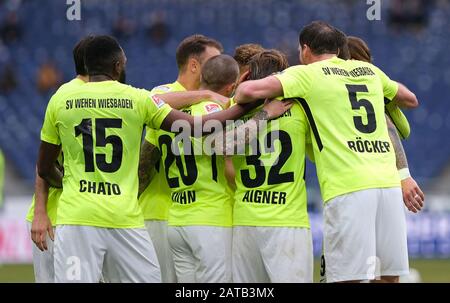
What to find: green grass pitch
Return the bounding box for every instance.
[1,259,449,282]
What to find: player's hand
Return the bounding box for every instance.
[401,177,425,213]
[31,212,54,251]
[206,91,230,109]
[263,99,293,120]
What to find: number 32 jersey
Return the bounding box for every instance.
[275,56,400,203]
[232,102,310,228]
[40,80,172,228]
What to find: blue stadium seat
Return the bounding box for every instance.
[0,0,448,186]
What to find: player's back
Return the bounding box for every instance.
[277,57,400,202]
[159,101,233,227]
[26,77,84,225]
[232,101,309,228]
[43,80,171,228]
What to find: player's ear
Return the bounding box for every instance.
[189,57,200,74]
[114,60,122,77]
[226,82,236,96]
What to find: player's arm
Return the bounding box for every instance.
[155,90,230,109]
[386,115,424,213]
[31,168,54,252]
[373,65,418,109]
[138,139,161,196]
[385,102,410,139]
[392,82,419,109]
[224,157,236,190]
[210,100,293,155]
[37,141,63,188]
[160,101,259,136]
[234,76,283,104]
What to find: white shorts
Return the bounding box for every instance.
[232,226,313,283]
[168,226,232,283]
[27,222,55,283]
[145,220,177,283]
[322,187,409,282]
[54,225,161,283]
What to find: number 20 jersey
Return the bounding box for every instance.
[40,81,172,228]
[232,101,310,228]
[157,101,233,227]
[275,57,400,203]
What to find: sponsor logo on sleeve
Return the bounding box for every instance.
[204,103,221,113]
[151,95,166,108]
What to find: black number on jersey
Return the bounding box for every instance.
[346,84,377,133]
[240,130,294,188]
[74,118,123,173]
[158,134,218,188]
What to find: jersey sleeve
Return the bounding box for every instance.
[141,91,173,130]
[372,65,399,101]
[144,127,158,145]
[40,97,60,145]
[274,65,313,99]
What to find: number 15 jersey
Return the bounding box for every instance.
[40,81,172,228]
[275,56,400,203]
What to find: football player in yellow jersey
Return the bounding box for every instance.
[160,54,239,283]
[36,35,268,283]
[212,50,313,282]
[224,44,266,188]
[143,54,291,283]
[25,36,92,282]
[346,36,424,214]
[138,35,225,283]
[234,21,423,283]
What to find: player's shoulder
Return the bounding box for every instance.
[151,83,173,93]
[150,81,184,94]
[112,82,152,102]
[46,78,84,107]
[275,64,315,82]
[51,77,84,97]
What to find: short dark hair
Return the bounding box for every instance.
[233,43,265,68]
[347,36,372,63]
[73,35,95,76]
[248,49,289,80]
[299,21,347,56]
[176,35,223,70]
[84,35,123,76]
[200,54,239,91]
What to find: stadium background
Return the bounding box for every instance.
[0,0,449,282]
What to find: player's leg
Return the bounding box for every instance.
[27,222,55,283]
[103,227,161,283]
[53,225,105,283]
[232,226,270,283]
[322,189,378,283]
[257,227,313,283]
[182,226,232,283]
[168,226,197,282]
[374,187,409,283]
[145,220,177,283]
